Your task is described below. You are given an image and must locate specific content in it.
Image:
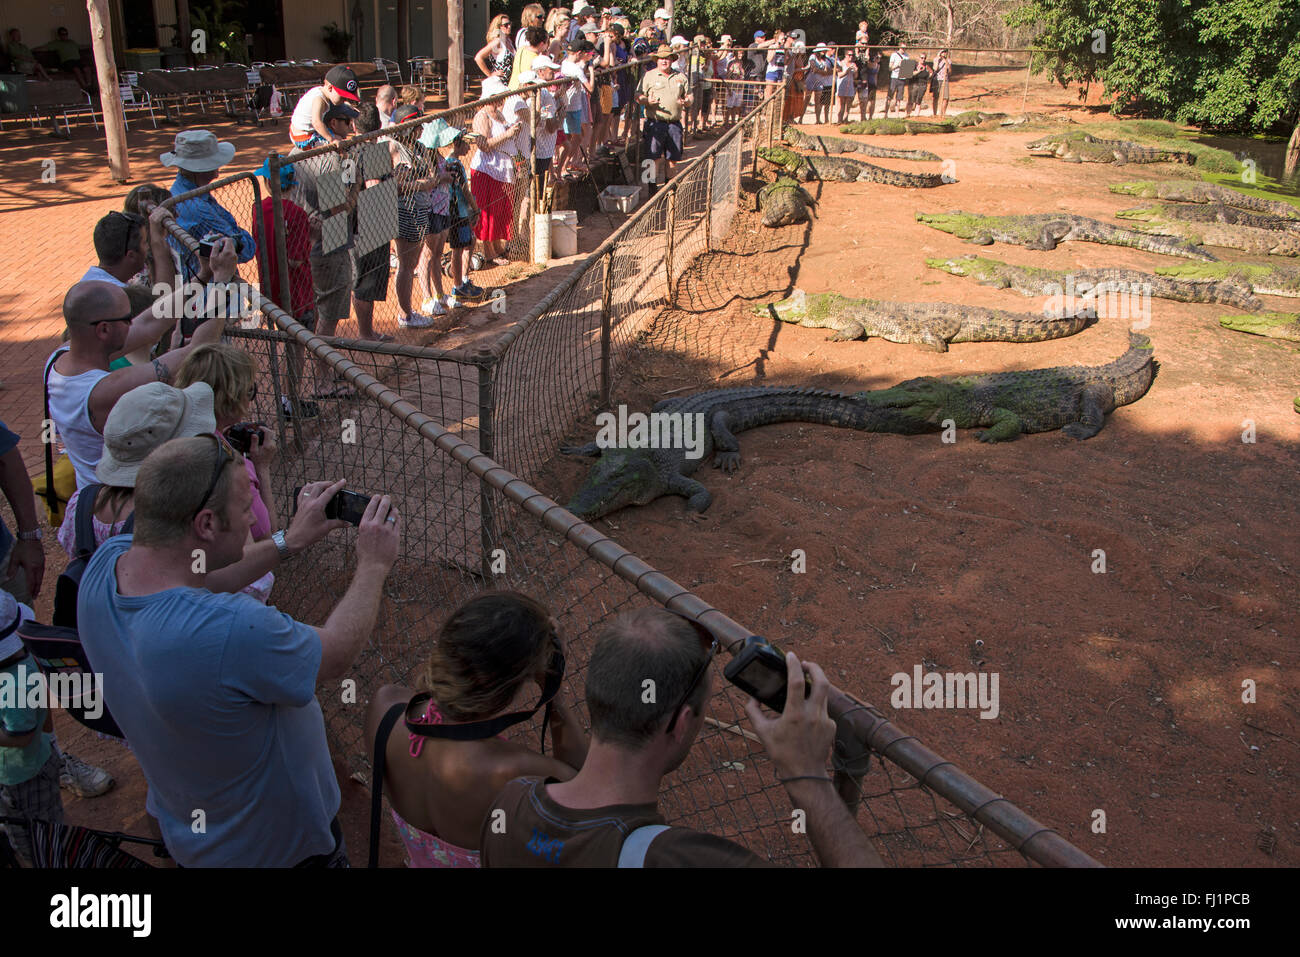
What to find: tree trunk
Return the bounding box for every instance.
[945,0,954,47]
[87,0,130,183]
[447,0,463,107]
[1286,114,1299,178]
[176,0,193,66]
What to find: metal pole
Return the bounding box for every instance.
[1021,58,1032,113]
[268,152,300,441]
[477,351,496,580]
[664,185,676,306]
[599,248,614,408]
[529,87,540,262]
[705,152,715,252]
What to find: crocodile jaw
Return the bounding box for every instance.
[566,448,670,520]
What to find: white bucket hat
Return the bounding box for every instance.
[96,382,218,488]
[159,129,236,172]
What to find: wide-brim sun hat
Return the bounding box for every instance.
[96,382,218,488]
[160,129,235,172]
[419,117,464,149]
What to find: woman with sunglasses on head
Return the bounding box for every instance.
[545,8,572,60]
[364,592,588,867]
[475,14,516,81]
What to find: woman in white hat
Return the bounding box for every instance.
[471,76,524,267]
[807,44,835,124]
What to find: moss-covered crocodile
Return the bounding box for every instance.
[1110,181,1300,221]
[926,254,1262,310]
[1116,205,1300,256]
[758,177,816,227]
[916,210,1216,260]
[1118,202,1300,233]
[1153,262,1300,298]
[782,125,940,161]
[759,146,948,188]
[1027,133,1195,165]
[562,335,1156,517]
[755,291,1092,351]
[1217,312,1300,341]
[838,118,959,135]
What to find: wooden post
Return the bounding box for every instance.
[599,248,614,408]
[1020,57,1031,113]
[87,0,130,182]
[447,0,464,107]
[704,152,715,251]
[664,185,676,306]
[176,0,193,67]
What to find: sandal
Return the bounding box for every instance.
[363,333,395,343]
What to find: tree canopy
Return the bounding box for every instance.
[1006,0,1300,134]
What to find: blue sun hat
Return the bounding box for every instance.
[255,156,296,190]
[419,117,465,149]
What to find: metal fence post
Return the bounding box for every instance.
[705,151,716,252]
[267,152,297,444]
[664,185,677,306]
[600,248,614,408]
[529,86,540,262]
[476,350,497,580]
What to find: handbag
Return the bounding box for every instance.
[599,83,613,113]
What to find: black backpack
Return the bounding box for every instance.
[52,483,133,629]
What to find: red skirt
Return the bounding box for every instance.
[470,168,512,242]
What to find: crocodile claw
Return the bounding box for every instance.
[713,451,741,473]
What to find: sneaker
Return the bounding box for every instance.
[390,252,400,269]
[423,296,447,316]
[454,282,486,301]
[444,293,460,310]
[59,751,114,798]
[399,311,434,328]
[280,395,320,420]
[470,253,485,272]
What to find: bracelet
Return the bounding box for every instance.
[777,774,833,786]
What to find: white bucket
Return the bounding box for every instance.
[532,212,552,265]
[550,210,578,258]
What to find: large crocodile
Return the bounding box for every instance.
[854,332,1156,442]
[839,118,959,135]
[561,387,933,518]
[758,177,816,227]
[1026,133,1194,165]
[782,125,940,161]
[759,146,948,188]
[916,211,1217,260]
[1116,206,1300,256]
[1118,202,1300,232]
[756,291,1092,350]
[1218,312,1300,342]
[1154,261,1300,298]
[563,336,1157,517]
[926,254,1263,310]
[1110,181,1300,220]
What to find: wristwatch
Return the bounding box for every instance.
[272,529,291,560]
[17,528,42,542]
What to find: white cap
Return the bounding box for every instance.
[654,8,669,19]
[670,35,688,47]
[573,1,591,14]
[480,76,509,98]
[519,70,539,86]
[531,54,559,71]
[815,43,829,52]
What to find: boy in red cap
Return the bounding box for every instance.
[290,65,361,149]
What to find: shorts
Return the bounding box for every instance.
[726,89,742,108]
[427,211,451,235]
[448,220,475,249]
[643,120,682,162]
[564,110,584,135]
[816,87,833,106]
[0,751,64,865]
[310,249,353,326]
[397,200,431,242]
[889,78,906,96]
[351,243,391,302]
[935,79,950,98]
[695,87,714,115]
[534,156,553,177]
[765,69,784,82]
[858,85,877,101]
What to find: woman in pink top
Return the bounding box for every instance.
[364,592,588,867]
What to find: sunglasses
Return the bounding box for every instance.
[109,211,146,260]
[664,614,720,733]
[191,432,240,522]
[91,311,134,327]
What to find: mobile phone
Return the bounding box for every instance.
[292,487,374,526]
[723,636,810,712]
[224,422,264,454]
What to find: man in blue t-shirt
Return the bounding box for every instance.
[78,436,401,866]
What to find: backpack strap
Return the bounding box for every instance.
[73,483,102,559]
[618,824,671,868]
[368,701,407,869]
[42,349,68,513]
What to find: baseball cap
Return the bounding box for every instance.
[580,22,600,35]
[670,35,688,47]
[531,54,560,71]
[814,43,829,52]
[654,8,669,19]
[608,6,623,14]
[96,382,218,488]
[323,101,359,123]
[325,65,361,102]
[391,104,422,124]
[720,34,733,43]
[518,70,540,86]
[754,30,766,39]
[480,76,509,98]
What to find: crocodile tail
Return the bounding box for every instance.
[1128,230,1218,262]
[1103,333,1157,406]
[964,309,1092,342]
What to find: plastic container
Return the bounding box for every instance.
[532,212,552,265]
[598,185,642,214]
[550,210,578,257]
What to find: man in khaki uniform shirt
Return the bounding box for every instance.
[636,44,691,190]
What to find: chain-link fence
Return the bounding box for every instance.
[152,75,1095,867]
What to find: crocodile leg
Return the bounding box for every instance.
[709,410,742,472]
[828,320,868,342]
[669,473,714,512]
[1031,223,1065,251]
[1061,384,1113,439]
[560,441,603,456]
[975,409,1026,442]
[918,329,950,353]
[971,232,996,246]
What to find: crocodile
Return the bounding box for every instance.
[1117,201,1300,232]
[1218,312,1300,341]
[915,211,1217,261]
[999,112,1077,127]
[758,177,816,227]
[839,118,959,135]
[759,146,947,188]
[1109,181,1300,220]
[1116,206,1300,256]
[1153,262,1300,298]
[755,291,1092,351]
[782,125,940,161]
[561,387,934,518]
[952,110,1009,127]
[1026,133,1195,165]
[853,332,1156,442]
[562,336,1157,516]
[926,254,1263,311]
